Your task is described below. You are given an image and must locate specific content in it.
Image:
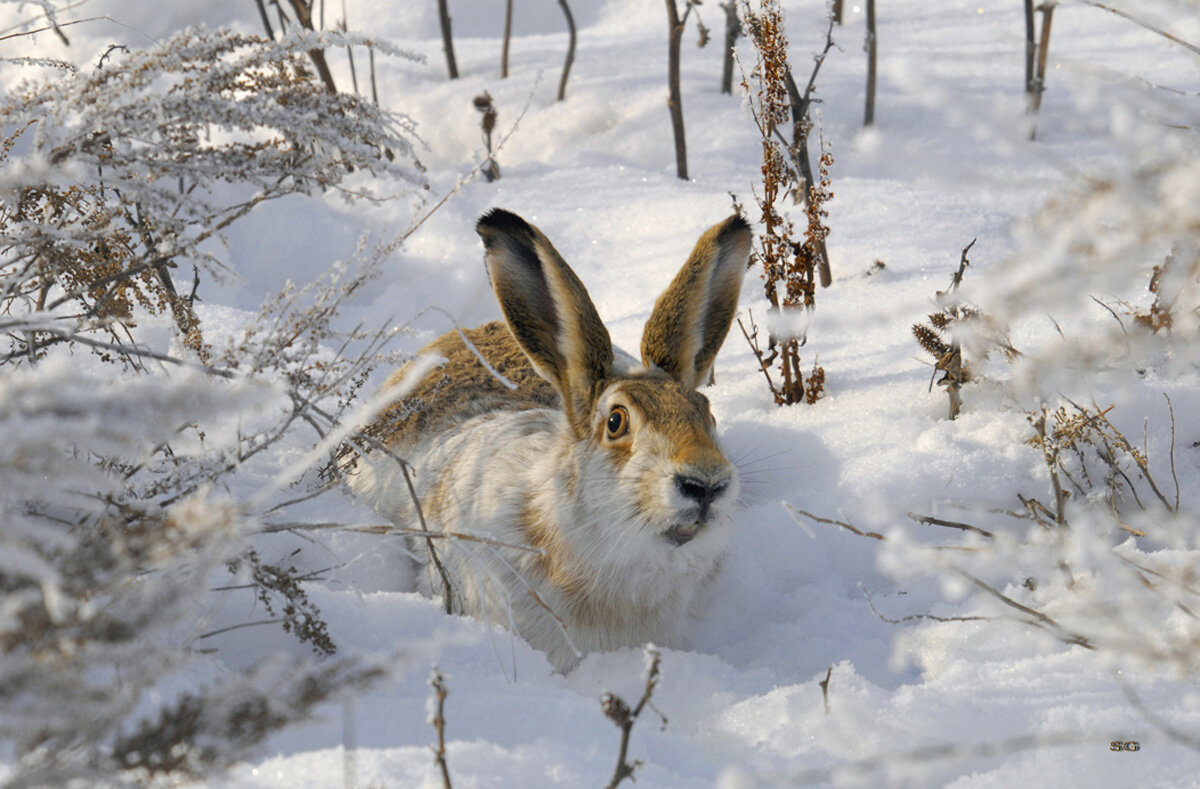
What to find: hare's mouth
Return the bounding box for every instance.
[664,522,703,546]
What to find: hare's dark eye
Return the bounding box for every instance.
[605,406,629,439]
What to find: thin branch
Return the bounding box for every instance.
[199,618,283,640]
[603,646,664,789]
[737,312,782,402]
[788,505,886,540]
[0,15,111,43]
[819,665,833,714]
[1077,0,1200,58]
[906,512,995,540]
[557,0,576,101]
[861,584,991,625]
[1164,393,1179,512]
[254,0,277,39]
[956,569,1094,649]
[0,326,235,378]
[429,667,453,789]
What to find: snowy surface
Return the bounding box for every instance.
[5,0,1200,786]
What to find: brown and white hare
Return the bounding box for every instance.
[349,209,751,671]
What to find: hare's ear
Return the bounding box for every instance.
[641,215,752,390]
[477,208,613,434]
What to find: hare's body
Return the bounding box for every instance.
[349,210,751,671]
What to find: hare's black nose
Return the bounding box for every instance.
[675,476,727,519]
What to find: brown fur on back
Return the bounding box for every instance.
[369,321,559,453]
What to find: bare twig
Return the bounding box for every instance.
[603,646,664,789]
[254,0,277,39]
[1029,2,1055,137]
[199,618,284,640]
[284,0,338,93]
[1078,0,1200,58]
[1164,393,1179,512]
[787,505,886,540]
[906,512,995,540]
[956,569,1094,649]
[0,15,111,44]
[557,0,576,101]
[864,0,876,126]
[737,311,782,402]
[720,1,740,94]
[861,584,991,625]
[501,0,513,77]
[665,0,689,179]
[429,667,453,789]
[819,665,833,714]
[1024,0,1036,96]
[437,0,459,79]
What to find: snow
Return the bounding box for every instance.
[4,0,1200,785]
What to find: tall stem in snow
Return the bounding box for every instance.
[864,0,876,126]
[502,0,513,77]
[558,0,576,101]
[438,0,459,79]
[666,0,689,180]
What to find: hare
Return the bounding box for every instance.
[348,208,751,671]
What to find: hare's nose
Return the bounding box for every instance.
[675,475,728,515]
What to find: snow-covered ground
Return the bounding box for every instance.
[5,0,1200,786]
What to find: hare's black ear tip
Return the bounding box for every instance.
[723,214,752,237]
[477,208,531,239]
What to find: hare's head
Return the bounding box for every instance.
[477,209,751,552]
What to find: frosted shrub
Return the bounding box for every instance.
[0,18,423,786]
[889,49,1200,682]
[1,25,423,367]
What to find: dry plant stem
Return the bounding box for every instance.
[387,441,454,614]
[781,16,835,286]
[429,668,453,789]
[720,1,740,94]
[1029,2,1055,137]
[339,524,545,554]
[819,666,833,714]
[438,0,459,79]
[501,0,513,77]
[368,44,379,104]
[737,311,783,403]
[788,505,885,540]
[0,15,101,44]
[1033,410,1069,527]
[284,0,338,93]
[906,512,995,540]
[665,0,691,180]
[603,649,663,789]
[833,0,845,24]
[864,0,877,126]
[557,0,577,101]
[957,570,1093,649]
[1079,0,1200,58]
[944,239,975,419]
[473,93,501,182]
[1023,0,1036,96]
[861,584,991,625]
[794,509,1091,649]
[1068,398,1177,512]
[255,0,276,39]
[1165,393,1180,511]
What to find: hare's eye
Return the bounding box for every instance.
[605,406,629,439]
